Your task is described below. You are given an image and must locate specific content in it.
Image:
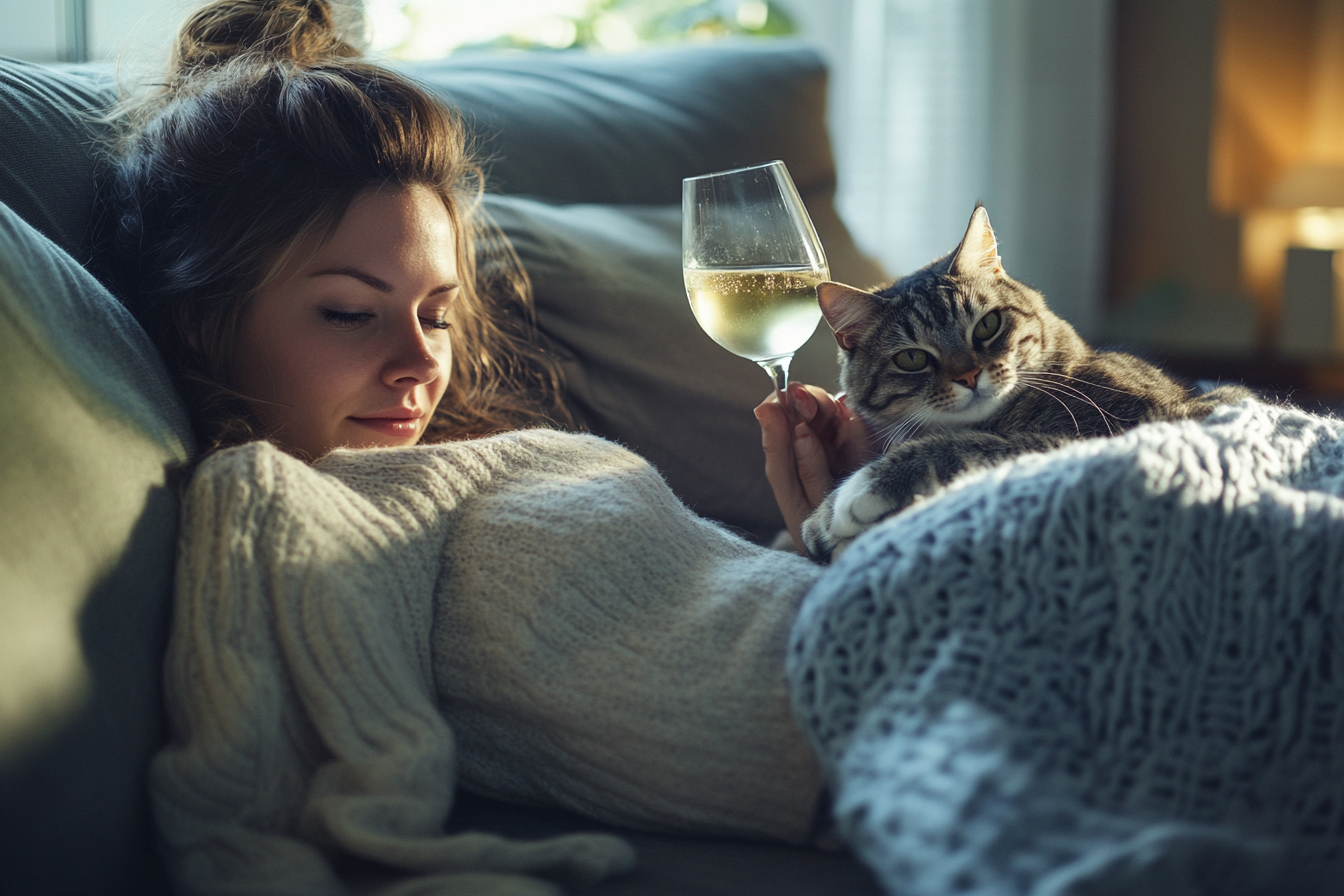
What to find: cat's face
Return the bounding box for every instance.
[818,206,1060,439]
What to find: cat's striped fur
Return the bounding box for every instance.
[802,204,1251,561]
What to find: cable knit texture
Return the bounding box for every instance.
[789,399,1344,896]
[153,428,823,896]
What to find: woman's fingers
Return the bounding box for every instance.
[788,383,871,476]
[755,393,817,552]
[787,382,821,425]
[759,383,876,553]
[790,420,834,510]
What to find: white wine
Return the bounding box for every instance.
[684,266,825,361]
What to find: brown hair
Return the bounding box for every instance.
[93,0,567,453]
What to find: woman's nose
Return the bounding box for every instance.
[383,320,443,387]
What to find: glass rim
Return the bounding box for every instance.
[681,159,786,184]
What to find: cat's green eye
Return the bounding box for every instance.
[894,349,929,372]
[974,311,1002,341]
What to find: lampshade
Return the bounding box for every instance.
[1264,162,1344,208]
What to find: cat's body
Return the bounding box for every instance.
[802,205,1252,561]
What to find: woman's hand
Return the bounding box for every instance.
[755,383,877,553]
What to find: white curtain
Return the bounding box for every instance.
[783,0,1113,337]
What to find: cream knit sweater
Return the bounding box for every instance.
[152,429,824,896]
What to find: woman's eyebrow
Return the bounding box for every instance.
[311,267,459,295]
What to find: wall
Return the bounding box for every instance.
[1103,0,1259,356]
[0,0,195,66]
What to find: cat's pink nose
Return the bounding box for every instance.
[953,367,982,389]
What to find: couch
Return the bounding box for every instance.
[0,40,887,894]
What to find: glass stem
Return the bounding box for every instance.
[758,355,797,428]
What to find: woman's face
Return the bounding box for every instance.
[230,185,460,458]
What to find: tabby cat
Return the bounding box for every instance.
[802,204,1251,561]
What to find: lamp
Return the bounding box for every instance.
[1211,0,1344,357]
[1267,163,1344,356]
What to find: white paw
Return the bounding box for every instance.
[830,466,897,538]
[802,466,899,562]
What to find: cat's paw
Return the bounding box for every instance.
[802,465,900,563]
[801,496,842,563]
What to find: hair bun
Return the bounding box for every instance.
[172,0,367,74]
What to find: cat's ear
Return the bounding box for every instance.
[817,281,878,352]
[949,204,1003,278]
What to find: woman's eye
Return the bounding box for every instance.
[974,311,1001,341]
[421,317,451,331]
[894,349,929,372]
[321,309,374,327]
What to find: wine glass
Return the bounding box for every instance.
[682,160,829,413]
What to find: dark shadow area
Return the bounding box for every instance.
[445,790,883,896]
[0,484,178,896]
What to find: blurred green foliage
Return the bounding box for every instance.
[463,0,796,53]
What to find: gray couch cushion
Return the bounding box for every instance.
[0,201,193,895]
[0,57,111,260]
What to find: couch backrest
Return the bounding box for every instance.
[0,41,849,252]
[404,40,836,205]
[0,58,113,260]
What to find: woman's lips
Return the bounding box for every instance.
[349,414,423,439]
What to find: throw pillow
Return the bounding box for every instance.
[0,201,193,896]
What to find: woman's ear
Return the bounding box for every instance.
[816,281,877,352]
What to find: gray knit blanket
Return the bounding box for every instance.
[788,399,1344,895]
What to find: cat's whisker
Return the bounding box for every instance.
[1018,375,1119,436]
[1024,368,1150,402]
[1017,371,1131,418]
[1018,372,1108,401]
[879,411,930,453]
[871,420,906,455]
[899,408,934,438]
[1035,386,1119,437]
[1026,352,1157,401]
[1020,382,1084,436]
[1035,380,1131,432]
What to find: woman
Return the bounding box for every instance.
[94,2,866,893]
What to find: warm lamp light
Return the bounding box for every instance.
[1293,206,1344,248]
